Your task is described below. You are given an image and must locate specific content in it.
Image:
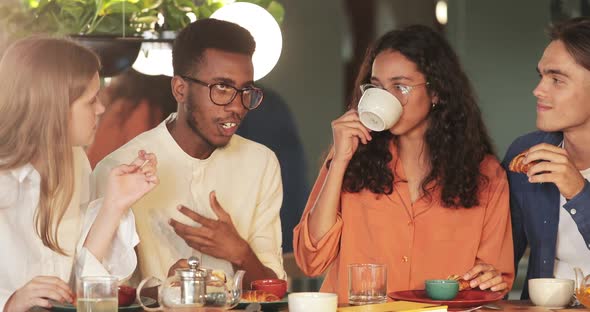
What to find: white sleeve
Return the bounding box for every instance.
[74,198,140,281]
[0,288,12,312]
[248,152,287,280]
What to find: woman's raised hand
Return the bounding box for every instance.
[103,150,159,212]
[331,109,372,164]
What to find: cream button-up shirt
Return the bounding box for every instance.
[0,147,139,310]
[92,114,286,282]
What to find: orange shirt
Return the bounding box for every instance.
[293,147,514,303]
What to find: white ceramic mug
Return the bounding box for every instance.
[288,292,337,312]
[528,278,574,308]
[357,87,403,132]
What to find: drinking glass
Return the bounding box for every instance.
[348,263,387,305]
[77,276,118,312]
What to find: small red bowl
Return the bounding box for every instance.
[251,279,287,299]
[118,285,137,306]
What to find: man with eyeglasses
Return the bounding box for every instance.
[92,19,286,286]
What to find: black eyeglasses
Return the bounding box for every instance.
[180,75,264,110]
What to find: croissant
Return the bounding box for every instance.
[509,151,540,174]
[447,274,472,291]
[207,270,227,287]
[242,290,281,302]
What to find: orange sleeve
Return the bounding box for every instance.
[477,156,515,290]
[293,152,344,277]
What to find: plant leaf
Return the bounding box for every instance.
[266,1,284,25]
[138,0,163,11]
[102,1,141,14]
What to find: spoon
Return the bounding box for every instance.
[245,302,262,312]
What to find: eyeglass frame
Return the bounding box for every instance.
[180,75,264,110]
[360,82,430,104]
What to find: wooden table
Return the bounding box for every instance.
[32,300,588,311]
[230,300,588,312]
[489,301,586,311]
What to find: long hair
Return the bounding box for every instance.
[336,25,494,208]
[0,36,100,254]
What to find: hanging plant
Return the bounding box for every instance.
[0,0,284,76]
[0,0,283,37]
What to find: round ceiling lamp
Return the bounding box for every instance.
[132,41,173,76]
[211,2,283,81]
[436,0,448,25]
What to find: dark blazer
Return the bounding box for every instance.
[502,131,590,299]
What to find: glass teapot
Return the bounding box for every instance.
[574,267,590,307]
[137,256,245,310]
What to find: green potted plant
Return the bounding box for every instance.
[0,0,284,76]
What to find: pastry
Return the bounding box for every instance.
[241,290,281,302]
[508,151,540,174]
[447,274,472,291]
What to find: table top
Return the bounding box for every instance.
[496,300,585,311]
[32,300,589,312]
[231,300,588,312]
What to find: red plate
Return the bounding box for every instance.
[388,289,504,309]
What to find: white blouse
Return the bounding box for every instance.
[0,147,139,310]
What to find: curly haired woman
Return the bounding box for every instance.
[293,25,514,303]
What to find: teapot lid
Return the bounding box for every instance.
[176,256,208,280]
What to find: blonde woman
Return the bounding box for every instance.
[0,36,159,312]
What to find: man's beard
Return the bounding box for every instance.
[184,93,228,149]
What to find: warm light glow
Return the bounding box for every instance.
[211,2,282,81]
[157,13,165,27]
[132,42,173,76]
[436,0,448,25]
[186,12,197,23]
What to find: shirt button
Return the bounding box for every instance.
[543,220,547,224]
[571,209,577,215]
[402,256,409,262]
[543,260,547,264]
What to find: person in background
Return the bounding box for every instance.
[87,69,176,168]
[237,87,309,253]
[503,17,590,299]
[0,36,158,312]
[93,19,286,287]
[293,25,514,303]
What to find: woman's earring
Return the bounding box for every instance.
[432,102,437,108]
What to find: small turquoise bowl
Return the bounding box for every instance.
[425,279,459,300]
